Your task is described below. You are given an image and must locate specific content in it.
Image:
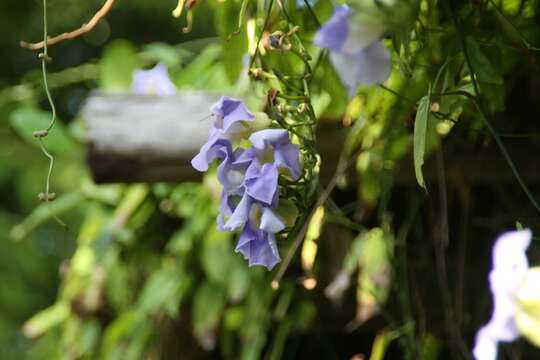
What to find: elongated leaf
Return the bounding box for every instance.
[193,282,226,349]
[414,96,430,189]
[22,301,70,338]
[10,191,84,241]
[215,0,248,83]
[9,107,76,154]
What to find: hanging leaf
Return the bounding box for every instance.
[356,228,393,323]
[193,282,226,350]
[215,0,248,83]
[413,95,430,189]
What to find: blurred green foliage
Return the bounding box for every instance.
[1,0,540,359]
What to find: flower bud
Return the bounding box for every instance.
[277,103,288,114]
[248,68,263,79]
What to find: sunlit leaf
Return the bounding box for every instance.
[99,40,140,91]
[215,0,248,83]
[22,301,70,338]
[356,227,393,323]
[413,95,430,189]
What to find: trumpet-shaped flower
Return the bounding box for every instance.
[473,229,532,360]
[236,223,281,269]
[191,96,255,172]
[248,129,301,180]
[225,195,285,270]
[314,5,391,95]
[132,63,177,96]
[191,97,300,270]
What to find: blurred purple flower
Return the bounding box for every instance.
[132,63,177,96]
[473,229,532,360]
[314,5,390,95]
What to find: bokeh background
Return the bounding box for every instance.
[2,0,540,359]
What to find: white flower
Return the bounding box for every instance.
[473,229,532,360]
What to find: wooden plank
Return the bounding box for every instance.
[83,92,538,185]
[83,92,220,183]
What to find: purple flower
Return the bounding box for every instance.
[132,63,177,96]
[210,96,255,134]
[190,97,300,270]
[314,5,391,95]
[223,194,284,270]
[236,223,281,270]
[248,129,301,180]
[191,97,255,172]
[473,229,532,360]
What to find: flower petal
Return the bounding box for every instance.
[132,63,177,96]
[211,96,255,132]
[249,129,289,150]
[191,136,233,172]
[223,193,253,230]
[329,41,391,96]
[473,229,532,359]
[341,14,385,55]
[314,5,350,52]
[274,142,301,180]
[260,206,285,233]
[235,224,281,270]
[245,163,279,205]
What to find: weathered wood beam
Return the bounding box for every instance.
[82,92,540,185]
[83,92,219,183]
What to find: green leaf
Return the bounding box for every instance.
[193,282,226,336]
[215,1,248,83]
[140,42,192,68]
[137,267,191,318]
[99,40,140,91]
[175,43,223,89]
[9,107,76,154]
[413,95,430,189]
[465,37,503,85]
[10,191,83,241]
[356,228,393,323]
[22,301,70,338]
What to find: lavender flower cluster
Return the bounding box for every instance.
[191,97,301,270]
[315,4,391,96]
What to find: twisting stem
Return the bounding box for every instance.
[21,0,115,50]
[37,0,59,208]
[38,139,54,196]
[447,0,540,214]
[302,0,320,26]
